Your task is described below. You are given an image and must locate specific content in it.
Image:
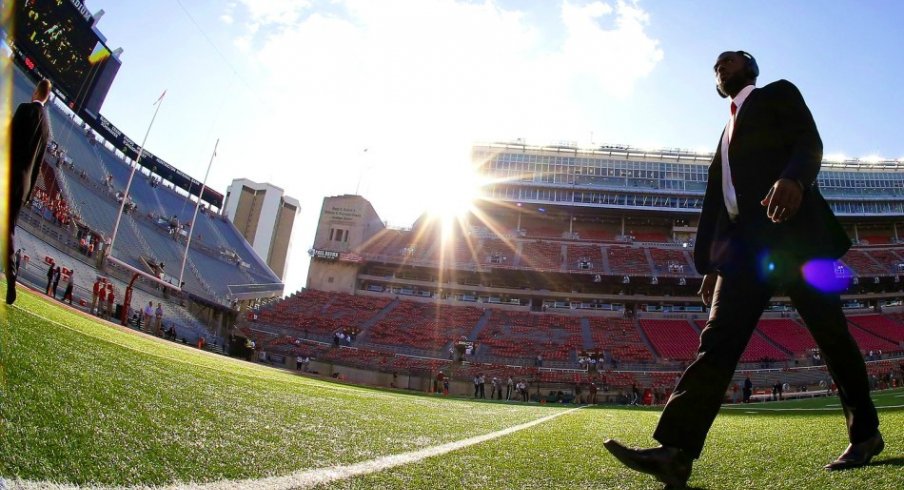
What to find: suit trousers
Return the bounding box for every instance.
[5,197,25,284]
[653,261,879,458]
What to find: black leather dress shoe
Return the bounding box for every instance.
[604,439,693,489]
[825,432,884,471]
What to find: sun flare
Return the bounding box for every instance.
[425,162,484,229]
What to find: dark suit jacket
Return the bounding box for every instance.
[10,101,51,211]
[694,80,850,275]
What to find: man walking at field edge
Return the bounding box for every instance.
[5,79,52,305]
[602,51,882,489]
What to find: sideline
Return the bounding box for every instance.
[723,404,904,412]
[3,297,370,396]
[6,407,583,490]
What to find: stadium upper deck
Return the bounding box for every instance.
[475,142,904,218]
[11,67,283,303]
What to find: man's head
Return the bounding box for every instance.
[714,51,758,98]
[33,79,52,103]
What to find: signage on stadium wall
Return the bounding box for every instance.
[340,252,363,263]
[85,112,224,208]
[310,249,340,260]
[324,206,362,222]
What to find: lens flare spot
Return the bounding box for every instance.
[801,259,851,293]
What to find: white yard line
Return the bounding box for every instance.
[5,407,582,490]
[5,302,583,489]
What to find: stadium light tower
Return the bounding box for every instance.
[105,90,185,324]
[178,139,220,289]
[107,90,166,261]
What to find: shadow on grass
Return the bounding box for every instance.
[870,456,904,467]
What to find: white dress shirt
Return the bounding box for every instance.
[721,84,756,218]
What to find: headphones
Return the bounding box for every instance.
[716,50,759,98]
[736,50,759,79]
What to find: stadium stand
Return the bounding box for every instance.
[519,241,564,271]
[566,244,604,272]
[13,67,281,304]
[648,247,693,276]
[587,317,656,363]
[690,320,790,363]
[475,310,582,364]
[606,246,652,275]
[755,319,818,356]
[255,289,391,342]
[841,249,889,276]
[640,319,699,361]
[850,315,904,347]
[365,302,483,355]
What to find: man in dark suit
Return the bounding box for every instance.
[603,51,882,488]
[6,79,52,304]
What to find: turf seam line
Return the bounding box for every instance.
[5,407,583,490]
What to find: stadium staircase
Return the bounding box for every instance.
[642,248,657,275]
[353,298,401,342]
[599,246,612,274]
[845,322,900,353]
[580,317,594,350]
[848,315,904,349]
[466,308,494,341]
[639,319,698,361]
[752,329,794,359]
[510,242,524,268]
[634,318,664,360]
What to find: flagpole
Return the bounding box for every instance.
[107,90,167,257]
[179,138,218,289]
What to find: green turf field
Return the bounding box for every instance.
[1,285,902,489]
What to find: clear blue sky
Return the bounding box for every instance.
[23,0,904,294]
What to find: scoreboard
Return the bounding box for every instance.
[9,0,120,114]
[6,0,225,209]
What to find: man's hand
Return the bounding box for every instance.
[697,272,718,307]
[761,178,803,223]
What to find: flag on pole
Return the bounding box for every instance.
[153,89,167,105]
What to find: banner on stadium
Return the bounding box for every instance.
[87,113,225,209]
[340,252,363,263]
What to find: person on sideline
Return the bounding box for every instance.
[6,79,52,305]
[91,277,102,313]
[143,301,155,333]
[45,262,55,295]
[106,284,116,322]
[603,51,882,489]
[62,271,74,304]
[155,302,164,334]
[50,266,61,299]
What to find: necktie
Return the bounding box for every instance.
[729,102,738,185]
